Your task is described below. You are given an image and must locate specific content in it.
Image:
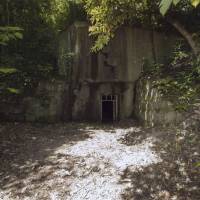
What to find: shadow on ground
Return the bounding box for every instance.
[119,127,200,200]
[0,120,139,199]
[0,123,93,196]
[1,121,198,200]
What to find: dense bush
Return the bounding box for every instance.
[0,0,86,99]
[146,42,200,111]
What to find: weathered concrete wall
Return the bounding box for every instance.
[0,22,178,123]
[25,80,70,122]
[57,22,177,121]
[57,22,91,81]
[135,77,183,127]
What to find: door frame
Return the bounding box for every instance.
[101,95,118,121]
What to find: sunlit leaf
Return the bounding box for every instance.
[173,0,181,5]
[0,26,23,45]
[0,68,18,74]
[14,32,23,40]
[196,162,200,167]
[191,0,200,7]
[7,87,20,94]
[160,0,173,16]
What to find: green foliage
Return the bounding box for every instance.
[0,0,86,99]
[0,67,17,74]
[155,77,198,111]
[0,26,23,45]
[151,43,200,111]
[7,87,20,94]
[83,0,200,51]
[84,0,159,51]
[0,66,19,95]
[159,0,200,15]
[191,0,200,7]
[159,0,181,15]
[196,162,200,167]
[40,0,70,29]
[0,64,55,99]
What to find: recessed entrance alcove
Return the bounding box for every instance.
[101,95,118,122]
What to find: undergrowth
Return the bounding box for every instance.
[145,42,200,111]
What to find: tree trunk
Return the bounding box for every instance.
[167,17,200,57]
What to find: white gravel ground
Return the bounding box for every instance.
[56,127,161,200]
[0,126,161,200]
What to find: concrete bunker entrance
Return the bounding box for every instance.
[101,95,118,122]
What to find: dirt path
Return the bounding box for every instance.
[0,123,160,200]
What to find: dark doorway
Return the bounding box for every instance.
[102,101,114,122]
[101,95,118,122]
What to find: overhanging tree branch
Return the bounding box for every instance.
[167,17,200,56]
